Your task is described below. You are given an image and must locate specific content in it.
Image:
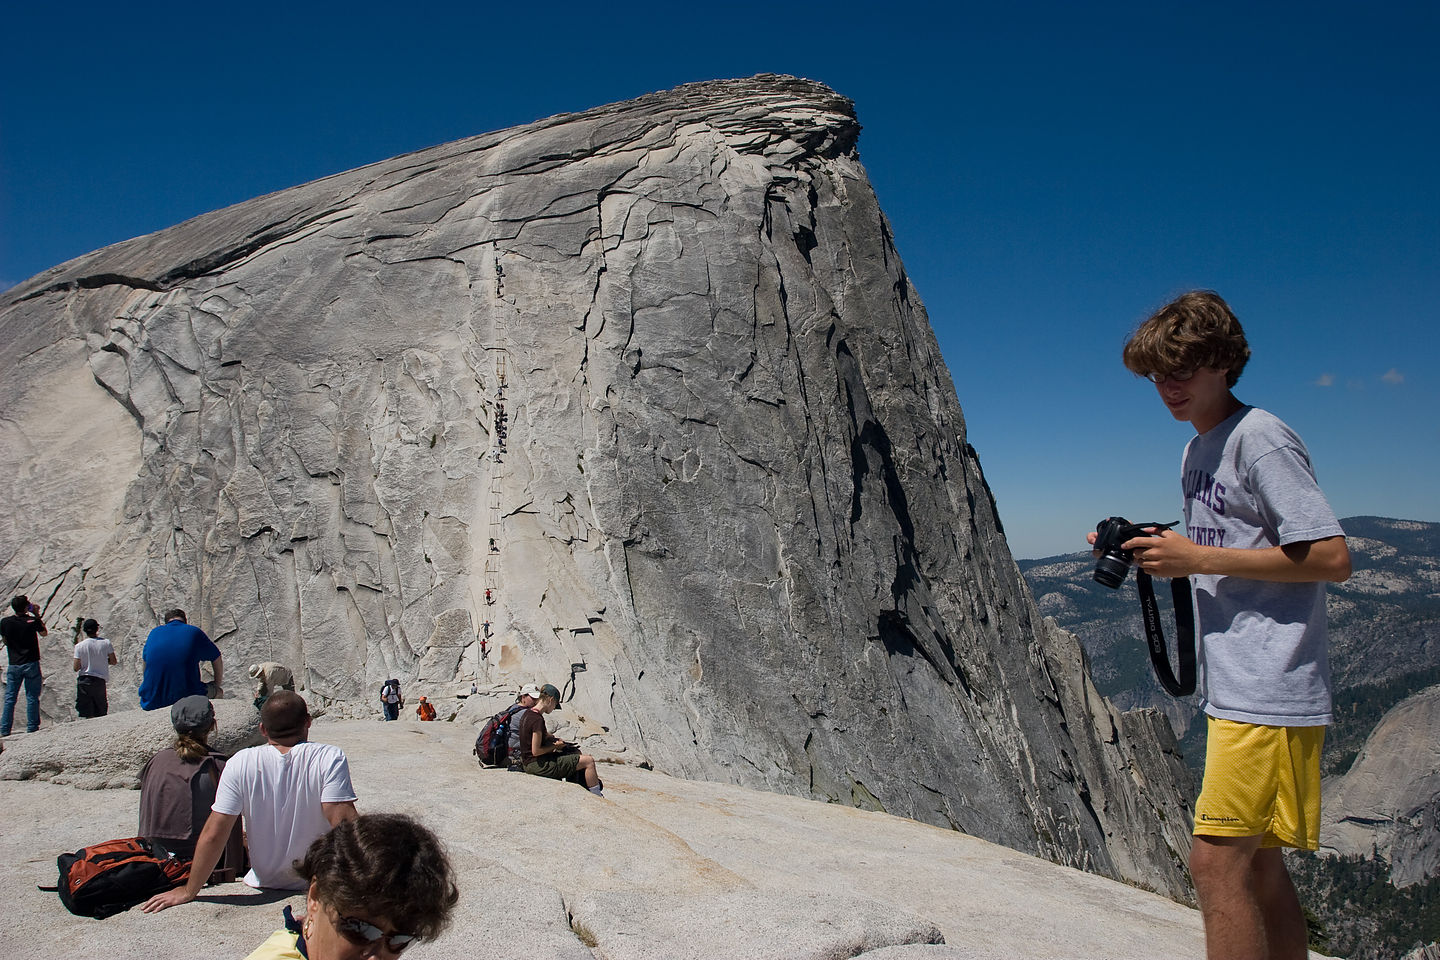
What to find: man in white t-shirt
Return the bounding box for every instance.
[72,618,117,718]
[140,691,358,912]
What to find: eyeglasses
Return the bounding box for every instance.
[334,913,418,953]
[1145,369,1196,384]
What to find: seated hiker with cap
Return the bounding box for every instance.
[141,691,358,913]
[506,683,541,764]
[137,695,245,879]
[516,683,603,796]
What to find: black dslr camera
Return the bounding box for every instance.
[1092,517,1178,588]
[1091,516,1195,696]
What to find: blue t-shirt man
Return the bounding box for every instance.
[139,610,224,710]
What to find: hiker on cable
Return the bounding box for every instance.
[1092,291,1350,960]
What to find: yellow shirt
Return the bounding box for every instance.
[243,929,302,960]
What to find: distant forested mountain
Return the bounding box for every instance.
[1019,516,1440,778]
[1020,516,1440,959]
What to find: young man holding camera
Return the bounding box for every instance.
[1,595,48,735]
[1101,291,1350,960]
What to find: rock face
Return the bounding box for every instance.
[0,76,1192,895]
[1321,684,1440,887]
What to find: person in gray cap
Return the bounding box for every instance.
[516,682,603,796]
[142,691,357,913]
[137,695,245,878]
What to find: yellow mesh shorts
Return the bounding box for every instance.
[1193,716,1324,850]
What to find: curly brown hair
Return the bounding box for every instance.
[1122,290,1251,387]
[297,814,459,942]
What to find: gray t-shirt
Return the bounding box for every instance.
[1182,406,1344,726]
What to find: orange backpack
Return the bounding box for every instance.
[50,837,190,918]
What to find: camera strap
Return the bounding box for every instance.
[1136,571,1196,696]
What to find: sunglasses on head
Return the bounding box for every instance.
[334,913,418,953]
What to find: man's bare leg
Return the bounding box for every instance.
[1252,847,1307,960]
[1192,834,1267,960]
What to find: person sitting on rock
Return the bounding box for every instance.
[141,691,358,912]
[138,608,224,710]
[501,683,541,767]
[137,695,245,879]
[416,695,436,721]
[517,683,603,796]
[248,661,294,709]
[244,814,457,960]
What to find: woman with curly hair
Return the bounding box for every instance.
[246,813,459,960]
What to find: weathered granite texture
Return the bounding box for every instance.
[0,697,262,789]
[0,76,1191,895]
[1321,684,1440,887]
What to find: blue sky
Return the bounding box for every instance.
[2,1,1435,558]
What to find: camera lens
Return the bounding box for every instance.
[1093,553,1131,588]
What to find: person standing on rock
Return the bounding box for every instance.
[141,691,358,912]
[72,618,117,718]
[1096,291,1350,960]
[379,677,403,720]
[138,609,224,710]
[517,682,603,796]
[1,595,48,736]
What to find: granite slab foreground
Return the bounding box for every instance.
[0,718,1219,960]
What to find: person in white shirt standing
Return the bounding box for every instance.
[72,618,117,718]
[141,690,359,912]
